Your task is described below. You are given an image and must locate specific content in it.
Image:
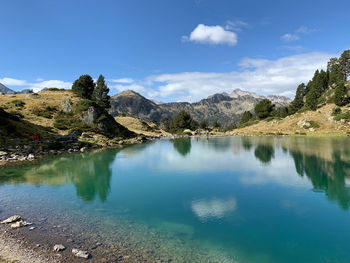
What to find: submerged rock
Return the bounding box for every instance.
[72,248,90,259]
[54,244,66,252]
[1,215,22,224]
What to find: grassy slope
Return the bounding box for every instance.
[115,116,170,136]
[231,104,350,136]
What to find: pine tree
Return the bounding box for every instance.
[72,75,95,99]
[339,50,350,81]
[240,111,253,124]
[333,82,348,106]
[92,75,111,109]
[254,99,274,119]
[289,83,307,114]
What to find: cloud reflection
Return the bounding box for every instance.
[191,198,237,221]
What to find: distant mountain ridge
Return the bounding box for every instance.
[110,89,291,125]
[0,83,15,94]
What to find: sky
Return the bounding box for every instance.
[1,0,349,102]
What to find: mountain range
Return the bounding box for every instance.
[110,89,291,125]
[0,83,15,94]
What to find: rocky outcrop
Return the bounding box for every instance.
[61,98,73,112]
[80,105,134,138]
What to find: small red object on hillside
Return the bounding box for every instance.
[33,134,38,141]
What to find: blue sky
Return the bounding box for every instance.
[1,0,349,102]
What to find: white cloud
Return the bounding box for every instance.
[110,78,134,84]
[0,77,27,86]
[225,19,249,32]
[281,33,300,42]
[183,24,237,46]
[0,78,71,92]
[281,26,315,42]
[139,51,334,102]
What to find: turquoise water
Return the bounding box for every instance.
[1,136,350,262]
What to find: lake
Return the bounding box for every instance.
[1,136,350,262]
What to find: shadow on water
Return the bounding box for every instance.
[0,149,118,202]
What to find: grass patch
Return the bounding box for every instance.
[32,106,57,118]
[11,99,25,107]
[238,119,259,128]
[264,116,281,122]
[334,110,350,121]
[303,120,320,129]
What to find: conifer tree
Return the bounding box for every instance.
[72,75,95,99]
[240,111,253,124]
[92,75,111,109]
[333,82,348,106]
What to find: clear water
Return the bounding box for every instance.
[1,136,350,262]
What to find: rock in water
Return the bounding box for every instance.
[10,220,32,228]
[72,248,90,259]
[53,244,66,252]
[1,215,22,224]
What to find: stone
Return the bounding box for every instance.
[10,220,32,228]
[29,227,36,230]
[72,248,90,259]
[80,147,87,152]
[27,154,35,160]
[53,244,66,252]
[61,98,73,113]
[0,151,7,156]
[309,128,315,132]
[1,215,22,224]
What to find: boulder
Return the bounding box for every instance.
[10,220,32,228]
[61,98,73,113]
[0,151,7,156]
[53,244,66,252]
[1,215,22,224]
[72,248,90,259]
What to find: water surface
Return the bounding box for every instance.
[1,136,350,262]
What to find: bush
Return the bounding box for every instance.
[332,107,342,116]
[264,116,281,122]
[8,111,24,120]
[44,88,67,92]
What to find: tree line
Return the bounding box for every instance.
[240,49,350,126]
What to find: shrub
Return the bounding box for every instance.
[240,111,253,124]
[332,107,342,116]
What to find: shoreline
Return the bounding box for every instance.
[1,131,349,167]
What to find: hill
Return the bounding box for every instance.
[232,103,350,136]
[0,90,135,152]
[110,89,291,126]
